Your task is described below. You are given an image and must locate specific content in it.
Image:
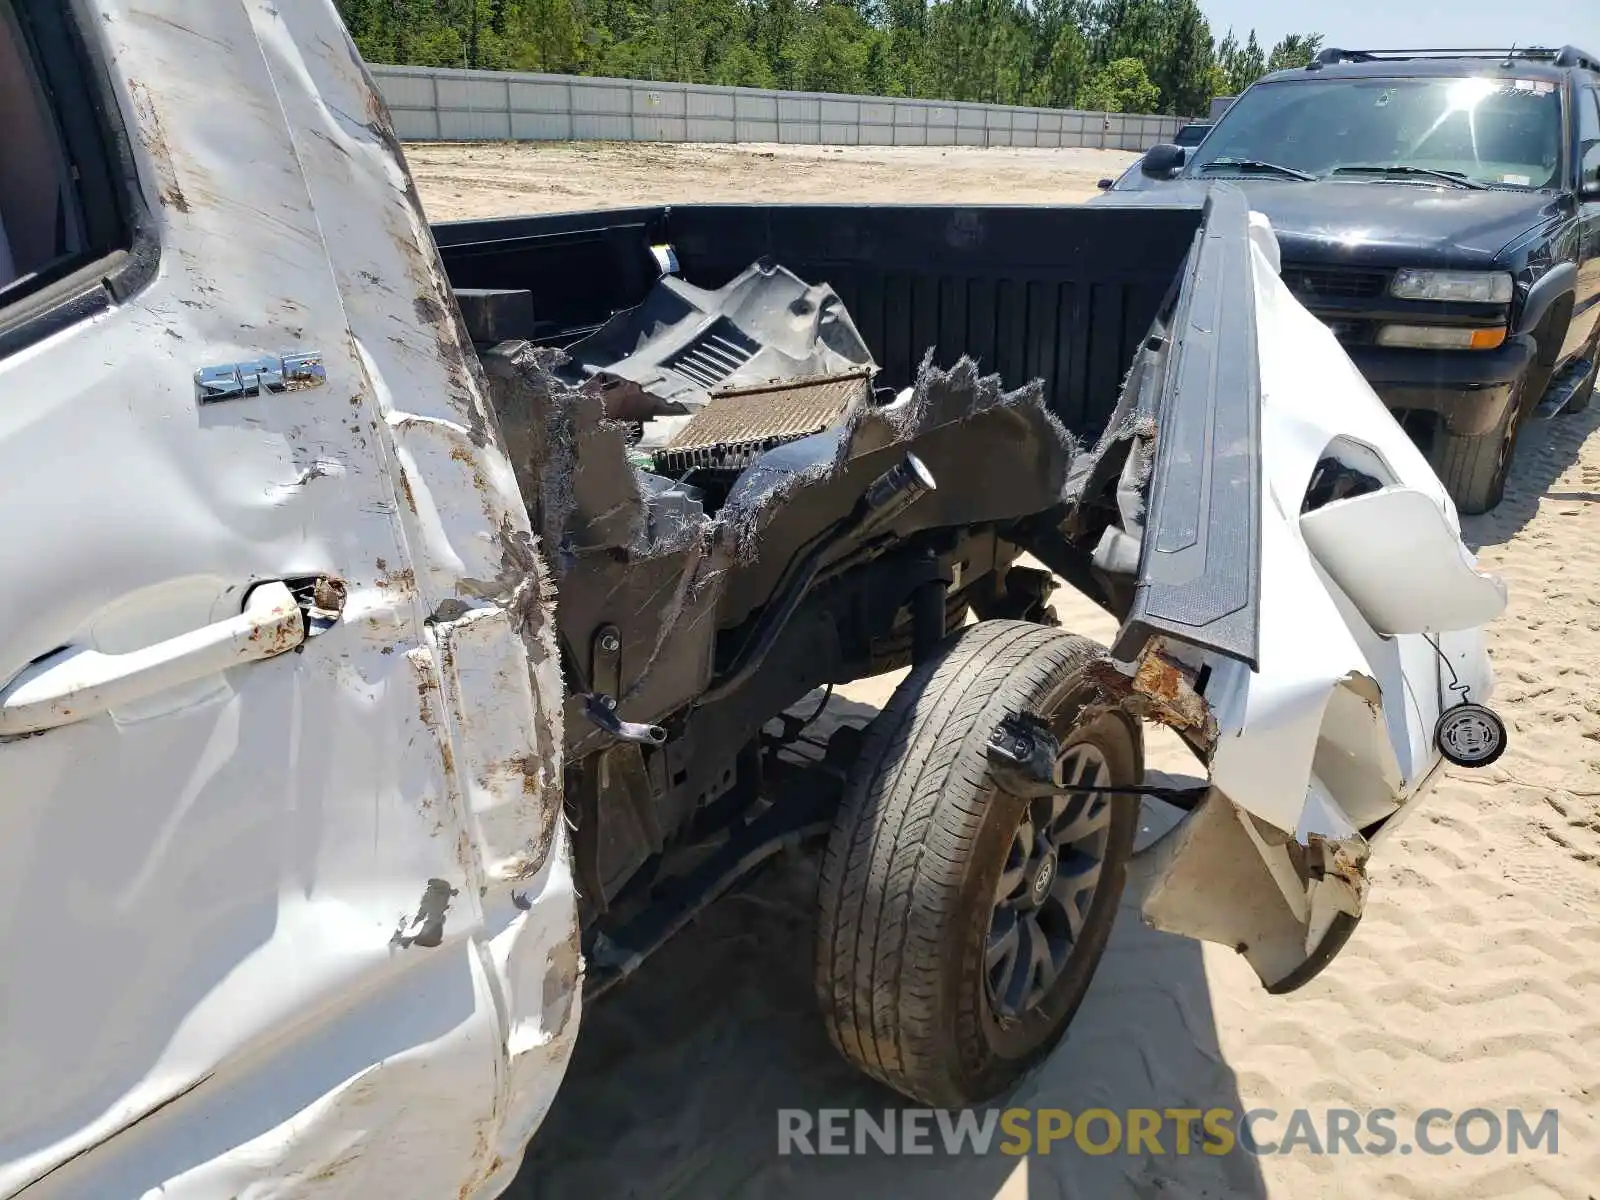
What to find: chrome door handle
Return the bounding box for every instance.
[0,583,306,736]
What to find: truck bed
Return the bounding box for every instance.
[431,203,1205,441]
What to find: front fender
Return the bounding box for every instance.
[1515,261,1578,336]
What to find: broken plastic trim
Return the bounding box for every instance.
[1263,911,1360,994]
[1114,187,1263,672]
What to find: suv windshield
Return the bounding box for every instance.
[1188,75,1565,188]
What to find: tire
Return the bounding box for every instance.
[814,620,1142,1108]
[1431,388,1525,516]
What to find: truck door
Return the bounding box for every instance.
[0,3,573,1197]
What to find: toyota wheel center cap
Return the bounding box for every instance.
[1032,855,1056,903]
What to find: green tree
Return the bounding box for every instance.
[757,0,807,88]
[1153,0,1215,116]
[883,25,929,96]
[1034,21,1088,108]
[862,33,893,95]
[799,2,870,93]
[1024,0,1077,99]
[1267,32,1325,72]
[508,0,586,72]
[977,2,1034,103]
[716,39,778,88]
[924,0,983,101]
[1080,56,1160,113]
[1232,29,1266,91]
[1213,27,1238,88]
[335,0,1318,119]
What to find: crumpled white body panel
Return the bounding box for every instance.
[0,2,578,1197]
[1136,215,1501,989]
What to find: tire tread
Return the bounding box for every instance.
[815,621,1113,1104]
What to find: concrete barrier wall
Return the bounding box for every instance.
[371,65,1182,151]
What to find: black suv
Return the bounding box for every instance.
[1139,46,1600,513]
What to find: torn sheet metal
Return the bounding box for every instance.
[483,331,1078,766]
[1085,641,1218,746]
[1133,789,1369,994]
[1128,217,1500,993]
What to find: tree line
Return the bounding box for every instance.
[337,0,1324,117]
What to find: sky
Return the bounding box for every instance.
[1198,0,1598,60]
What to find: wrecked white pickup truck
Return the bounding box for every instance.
[0,1,1510,1197]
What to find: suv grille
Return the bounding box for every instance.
[1281,264,1391,301]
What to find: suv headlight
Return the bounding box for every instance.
[1390,269,1514,304]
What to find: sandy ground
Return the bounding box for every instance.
[406,142,1135,216]
[414,144,1600,1199]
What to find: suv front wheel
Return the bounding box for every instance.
[1431,384,1527,516]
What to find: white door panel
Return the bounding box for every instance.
[0,2,573,1196]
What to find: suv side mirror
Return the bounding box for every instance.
[1140,144,1187,179]
[1582,148,1600,199]
[1097,177,1114,190]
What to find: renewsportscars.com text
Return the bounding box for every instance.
[777,1107,1560,1158]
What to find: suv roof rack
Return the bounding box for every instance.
[1310,45,1600,73]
